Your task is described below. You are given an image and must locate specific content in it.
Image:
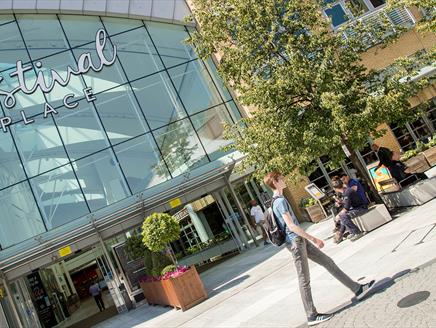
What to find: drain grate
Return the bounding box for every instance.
[397,291,430,308]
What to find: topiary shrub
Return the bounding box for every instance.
[150,251,173,277]
[125,234,148,260]
[141,212,181,252]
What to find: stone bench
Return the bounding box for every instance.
[381,176,436,209]
[351,204,392,232]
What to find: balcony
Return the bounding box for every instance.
[340,6,416,44]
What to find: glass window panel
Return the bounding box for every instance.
[146,22,197,67]
[72,44,126,93]
[110,27,163,80]
[73,149,130,211]
[131,73,186,129]
[30,164,89,229]
[324,3,349,27]
[102,17,143,35]
[154,119,208,177]
[191,105,234,161]
[59,15,104,48]
[16,15,69,60]
[0,22,30,72]
[55,100,109,161]
[94,85,149,145]
[168,60,222,115]
[114,134,170,193]
[0,15,14,25]
[0,130,27,189]
[203,58,232,102]
[0,66,46,121]
[225,101,244,124]
[33,50,87,105]
[11,117,69,177]
[0,182,46,248]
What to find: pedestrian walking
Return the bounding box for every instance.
[249,200,269,245]
[89,280,105,312]
[263,171,375,326]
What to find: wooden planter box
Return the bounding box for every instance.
[404,153,430,173]
[140,267,208,311]
[422,146,436,167]
[304,204,325,223]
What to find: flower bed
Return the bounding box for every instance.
[139,266,207,311]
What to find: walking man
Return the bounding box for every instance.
[249,200,269,245]
[263,171,374,326]
[89,280,105,312]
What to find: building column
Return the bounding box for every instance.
[60,261,77,296]
[249,179,266,210]
[0,275,23,328]
[185,204,209,243]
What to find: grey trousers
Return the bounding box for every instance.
[287,237,360,318]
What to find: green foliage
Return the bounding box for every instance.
[401,135,436,161]
[189,0,429,183]
[161,264,177,276]
[150,251,173,277]
[124,234,148,260]
[141,212,181,252]
[299,197,317,208]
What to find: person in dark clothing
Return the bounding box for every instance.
[371,144,427,183]
[332,179,367,242]
[340,174,368,205]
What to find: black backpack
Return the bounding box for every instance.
[262,197,286,246]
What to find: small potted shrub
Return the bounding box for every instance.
[138,212,208,311]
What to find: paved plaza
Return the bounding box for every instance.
[95,197,436,328]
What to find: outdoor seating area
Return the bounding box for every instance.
[351,204,392,233]
[381,176,436,209]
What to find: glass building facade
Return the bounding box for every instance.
[0,14,241,250]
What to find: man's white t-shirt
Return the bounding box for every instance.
[250,205,264,224]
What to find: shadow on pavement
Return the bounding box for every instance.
[327,269,412,317]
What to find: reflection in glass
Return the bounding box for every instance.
[0,66,46,121]
[324,3,349,27]
[0,22,29,72]
[59,15,104,47]
[16,15,69,60]
[132,73,186,129]
[169,60,222,115]
[0,182,46,248]
[146,22,197,67]
[0,131,27,190]
[203,58,232,102]
[73,149,130,211]
[225,101,243,124]
[191,105,234,161]
[110,27,163,80]
[102,17,143,35]
[114,134,170,193]
[55,100,109,161]
[154,119,208,177]
[72,44,126,93]
[11,117,69,177]
[30,164,89,229]
[94,85,149,144]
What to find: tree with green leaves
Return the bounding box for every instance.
[189,0,430,199]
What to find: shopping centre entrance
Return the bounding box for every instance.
[7,245,125,328]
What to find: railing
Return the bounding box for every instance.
[341,6,416,45]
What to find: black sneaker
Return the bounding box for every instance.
[355,280,375,300]
[307,313,334,326]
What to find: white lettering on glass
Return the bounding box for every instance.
[20,110,34,125]
[43,103,58,118]
[0,29,116,109]
[83,87,96,102]
[63,94,78,109]
[0,116,11,133]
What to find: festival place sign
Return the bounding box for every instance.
[0,29,117,133]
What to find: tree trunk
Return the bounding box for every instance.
[342,140,384,204]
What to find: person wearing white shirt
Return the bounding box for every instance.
[249,200,269,245]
